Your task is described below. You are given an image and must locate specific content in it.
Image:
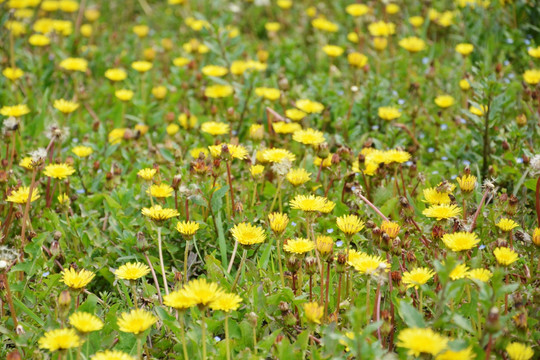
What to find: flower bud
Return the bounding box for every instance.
[336,252,347,273]
[305,256,317,275]
[486,307,501,334]
[533,228,540,247]
[286,256,301,273]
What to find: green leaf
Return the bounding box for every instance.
[452,313,474,334]
[216,212,228,267]
[397,300,426,328]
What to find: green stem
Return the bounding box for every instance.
[231,249,247,291]
[225,314,231,360]
[137,336,143,360]
[201,312,207,360]
[269,177,283,213]
[419,290,423,312]
[131,280,138,308]
[276,235,285,287]
[366,278,370,324]
[179,313,189,359]
[183,240,190,284]
[157,227,169,296]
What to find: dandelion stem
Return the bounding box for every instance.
[269,177,284,213]
[225,314,231,360]
[276,235,285,287]
[357,193,389,222]
[179,313,189,360]
[231,248,247,291]
[225,160,236,217]
[20,166,38,251]
[200,312,207,360]
[324,262,331,320]
[227,240,239,274]
[366,278,370,324]
[137,336,143,360]
[143,251,162,305]
[130,280,138,308]
[335,272,343,320]
[470,188,490,232]
[156,226,169,295]
[1,273,18,329]
[183,240,190,284]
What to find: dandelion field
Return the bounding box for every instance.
[1,0,540,359]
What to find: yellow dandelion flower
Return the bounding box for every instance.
[455,43,474,56]
[131,60,153,73]
[368,21,395,37]
[69,312,103,333]
[460,79,471,91]
[449,263,469,280]
[523,69,540,85]
[54,99,79,114]
[422,204,461,220]
[19,157,33,170]
[147,183,174,198]
[190,147,208,159]
[249,124,264,139]
[92,350,136,360]
[39,328,81,352]
[304,302,323,324]
[59,57,88,72]
[255,87,281,101]
[336,214,365,235]
[346,3,369,17]
[348,52,368,68]
[423,187,451,205]
[2,67,24,81]
[209,292,243,312]
[493,247,518,266]
[322,44,344,57]
[176,221,200,236]
[182,278,224,307]
[250,164,265,177]
[231,223,266,246]
[295,99,324,114]
[505,342,534,360]
[290,194,330,212]
[402,267,435,289]
[284,238,315,254]
[163,289,197,310]
[286,168,311,186]
[533,227,540,247]
[496,218,519,232]
[7,186,40,204]
[72,145,93,157]
[205,84,234,98]
[434,95,455,108]
[293,128,326,146]
[268,212,289,234]
[399,36,427,53]
[262,148,296,163]
[115,262,150,280]
[0,104,30,117]
[208,144,248,160]
[62,268,95,289]
[201,121,230,135]
[285,108,307,121]
[409,16,424,27]
[381,220,400,239]
[378,106,401,121]
[29,33,51,46]
[316,235,334,255]
[141,205,179,222]
[397,327,448,357]
[442,232,480,251]
[105,68,127,81]
[311,17,339,33]
[435,347,475,360]
[43,163,75,179]
[469,105,488,116]
[137,168,156,180]
[457,174,477,192]
[117,309,157,334]
[202,65,228,77]
[466,268,492,282]
[115,89,134,101]
[350,254,389,275]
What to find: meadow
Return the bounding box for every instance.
[0,0,539,359]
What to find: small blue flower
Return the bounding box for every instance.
[327,229,334,234]
[440,124,448,130]
[442,156,448,161]
[336,240,343,247]
[291,222,296,227]
[398,99,405,105]
[43,271,50,277]
[479,245,486,250]
[463,160,471,166]
[371,125,379,131]
[428,147,435,153]
[516,157,523,164]
[422,57,429,64]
